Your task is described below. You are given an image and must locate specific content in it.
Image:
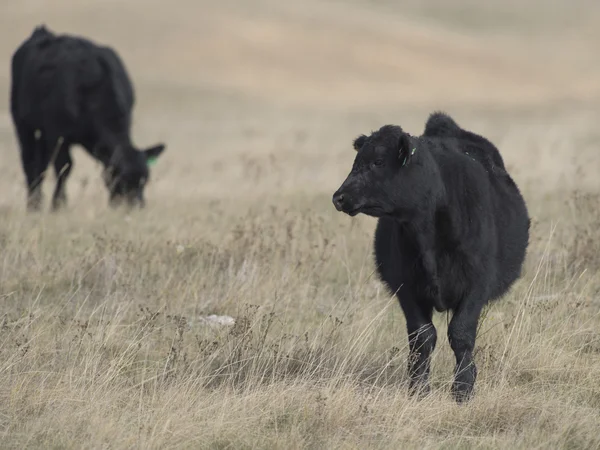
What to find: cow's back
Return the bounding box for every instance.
[11,26,57,120]
[424,111,506,172]
[11,27,134,137]
[448,122,530,300]
[428,115,530,302]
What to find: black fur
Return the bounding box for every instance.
[10,25,166,211]
[333,111,530,402]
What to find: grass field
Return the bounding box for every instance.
[1,0,600,448]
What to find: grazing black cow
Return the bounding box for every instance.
[332,112,530,402]
[10,25,166,211]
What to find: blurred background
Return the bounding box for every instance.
[1,3,600,446]
[1,0,599,213]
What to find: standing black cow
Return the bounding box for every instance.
[332,112,530,402]
[10,25,166,211]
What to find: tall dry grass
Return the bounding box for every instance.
[1,0,600,448]
[1,181,599,449]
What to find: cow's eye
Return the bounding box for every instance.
[372,159,384,168]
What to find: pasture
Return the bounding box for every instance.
[1,0,600,448]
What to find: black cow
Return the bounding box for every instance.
[332,112,530,402]
[10,25,166,211]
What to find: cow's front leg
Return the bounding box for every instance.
[414,221,444,312]
[420,248,445,311]
[398,294,437,397]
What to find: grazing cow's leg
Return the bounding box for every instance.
[399,295,437,397]
[52,147,73,211]
[447,295,484,402]
[17,127,48,212]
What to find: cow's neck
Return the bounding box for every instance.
[90,129,132,167]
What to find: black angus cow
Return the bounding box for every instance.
[332,112,530,402]
[10,25,166,211]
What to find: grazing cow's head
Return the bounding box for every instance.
[332,125,419,218]
[103,143,165,208]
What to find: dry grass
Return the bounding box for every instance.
[1,0,600,448]
[1,187,600,449]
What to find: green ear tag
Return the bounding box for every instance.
[147,156,158,167]
[411,148,416,155]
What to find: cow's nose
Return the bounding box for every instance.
[332,192,345,211]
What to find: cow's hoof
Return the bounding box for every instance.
[408,379,431,399]
[51,198,67,212]
[451,381,474,403]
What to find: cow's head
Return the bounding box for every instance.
[103,143,165,208]
[332,125,419,218]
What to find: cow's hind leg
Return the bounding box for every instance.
[448,294,485,403]
[17,126,48,212]
[399,295,437,397]
[52,145,73,211]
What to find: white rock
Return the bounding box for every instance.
[189,315,236,329]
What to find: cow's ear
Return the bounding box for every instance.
[398,133,414,166]
[353,134,367,151]
[144,144,165,166]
